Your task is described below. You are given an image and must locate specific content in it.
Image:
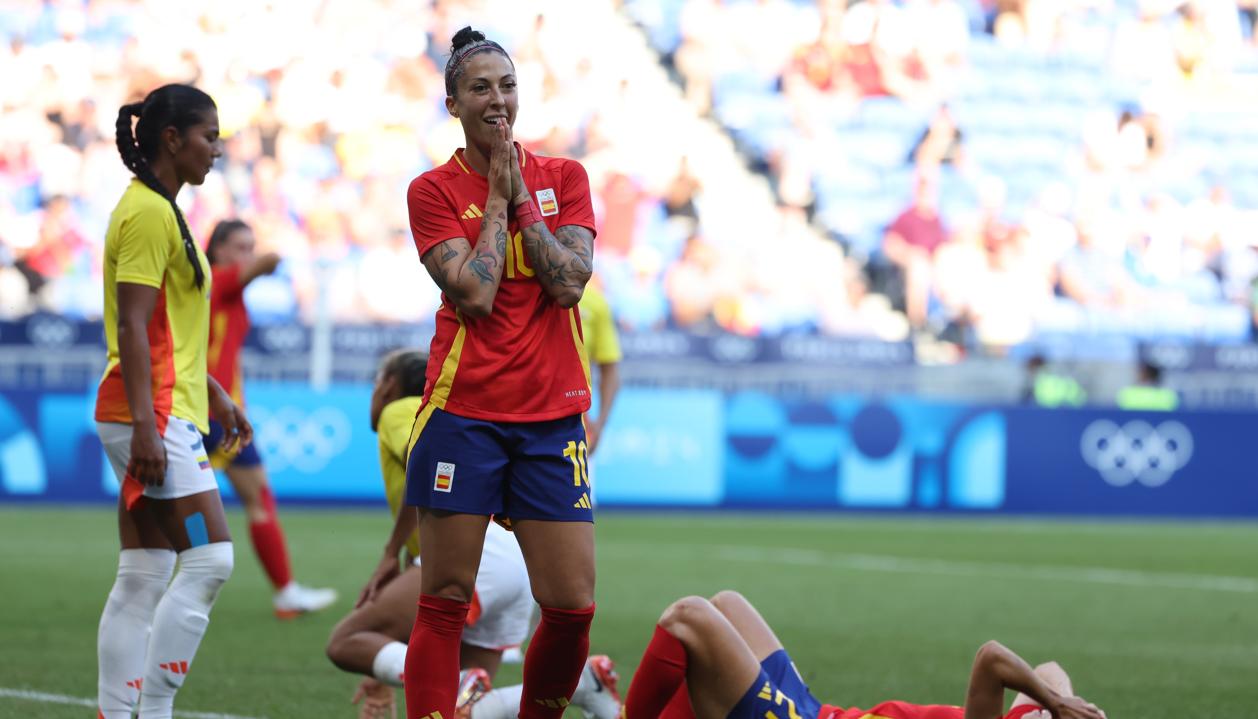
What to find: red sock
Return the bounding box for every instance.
[660,685,696,719]
[518,604,595,719]
[623,625,689,719]
[404,594,468,719]
[247,485,292,590]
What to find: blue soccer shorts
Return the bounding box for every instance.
[728,650,824,719]
[203,418,263,469]
[404,405,593,523]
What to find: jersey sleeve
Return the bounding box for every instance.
[211,264,244,304]
[408,174,467,259]
[115,204,177,288]
[557,159,597,238]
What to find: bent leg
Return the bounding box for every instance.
[1011,661,1075,709]
[624,596,762,719]
[328,565,423,679]
[709,590,784,663]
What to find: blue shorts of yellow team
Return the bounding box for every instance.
[203,419,263,469]
[729,650,823,719]
[405,406,593,523]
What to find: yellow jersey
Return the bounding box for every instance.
[95,179,212,434]
[578,283,622,367]
[379,395,422,557]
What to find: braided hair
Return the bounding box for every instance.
[115,84,216,289]
[379,349,429,398]
[443,26,512,97]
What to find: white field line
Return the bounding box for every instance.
[0,687,266,719]
[602,541,1258,593]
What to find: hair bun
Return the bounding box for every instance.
[451,26,485,53]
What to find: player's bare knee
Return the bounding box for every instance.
[709,589,748,616]
[324,633,350,669]
[425,578,476,603]
[974,639,1005,666]
[659,595,715,632]
[1034,661,1072,691]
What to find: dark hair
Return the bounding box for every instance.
[115,84,216,289]
[443,26,511,97]
[379,349,428,398]
[206,219,250,266]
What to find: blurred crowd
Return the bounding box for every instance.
[6,0,1258,352]
[628,0,1258,351]
[0,0,739,331]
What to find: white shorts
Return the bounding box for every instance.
[97,417,218,501]
[414,522,533,650]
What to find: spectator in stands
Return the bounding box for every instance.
[1022,354,1088,407]
[909,104,965,169]
[883,169,948,328]
[1057,216,1138,309]
[1116,359,1179,410]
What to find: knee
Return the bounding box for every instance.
[658,595,716,634]
[974,639,1005,668]
[709,589,747,615]
[424,576,476,603]
[181,542,234,590]
[324,628,352,671]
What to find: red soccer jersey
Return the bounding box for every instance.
[407,146,597,422]
[206,264,249,404]
[822,702,1044,719]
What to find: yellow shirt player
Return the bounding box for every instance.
[577,280,622,455]
[369,349,430,560]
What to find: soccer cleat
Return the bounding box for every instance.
[454,668,492,718]
[575,655,621,719]
[273,581,338,619]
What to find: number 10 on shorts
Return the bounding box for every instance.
[563,440,589,488]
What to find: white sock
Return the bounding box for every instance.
[470,683,523,719]
[371,641,407,687]
[138,542,233,719]
[97,549,176,719]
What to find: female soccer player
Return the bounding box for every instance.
[203,219,337,618]
[622,592,1107,719]
[403,26,598,719]
[95,84,249,719]
[327,350,619,719]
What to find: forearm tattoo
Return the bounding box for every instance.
[521,223,593,292]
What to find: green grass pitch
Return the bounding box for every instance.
[1,506,1255,718]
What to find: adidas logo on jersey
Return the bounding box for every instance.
[461,203,484,220]
[573,492,591,509]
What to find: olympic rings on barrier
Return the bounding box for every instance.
[1079,419,1193,488]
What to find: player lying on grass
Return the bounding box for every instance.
[324,349,619,719]
[623,591,1107,719]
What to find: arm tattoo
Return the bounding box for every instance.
[468,254,495,283]
[521,224,593,293]
[555,225,593,273]
[439,243,459,263]
[494,213,508,258]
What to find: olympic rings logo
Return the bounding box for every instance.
[1079,419,1193,488]
[250,406,353,474]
